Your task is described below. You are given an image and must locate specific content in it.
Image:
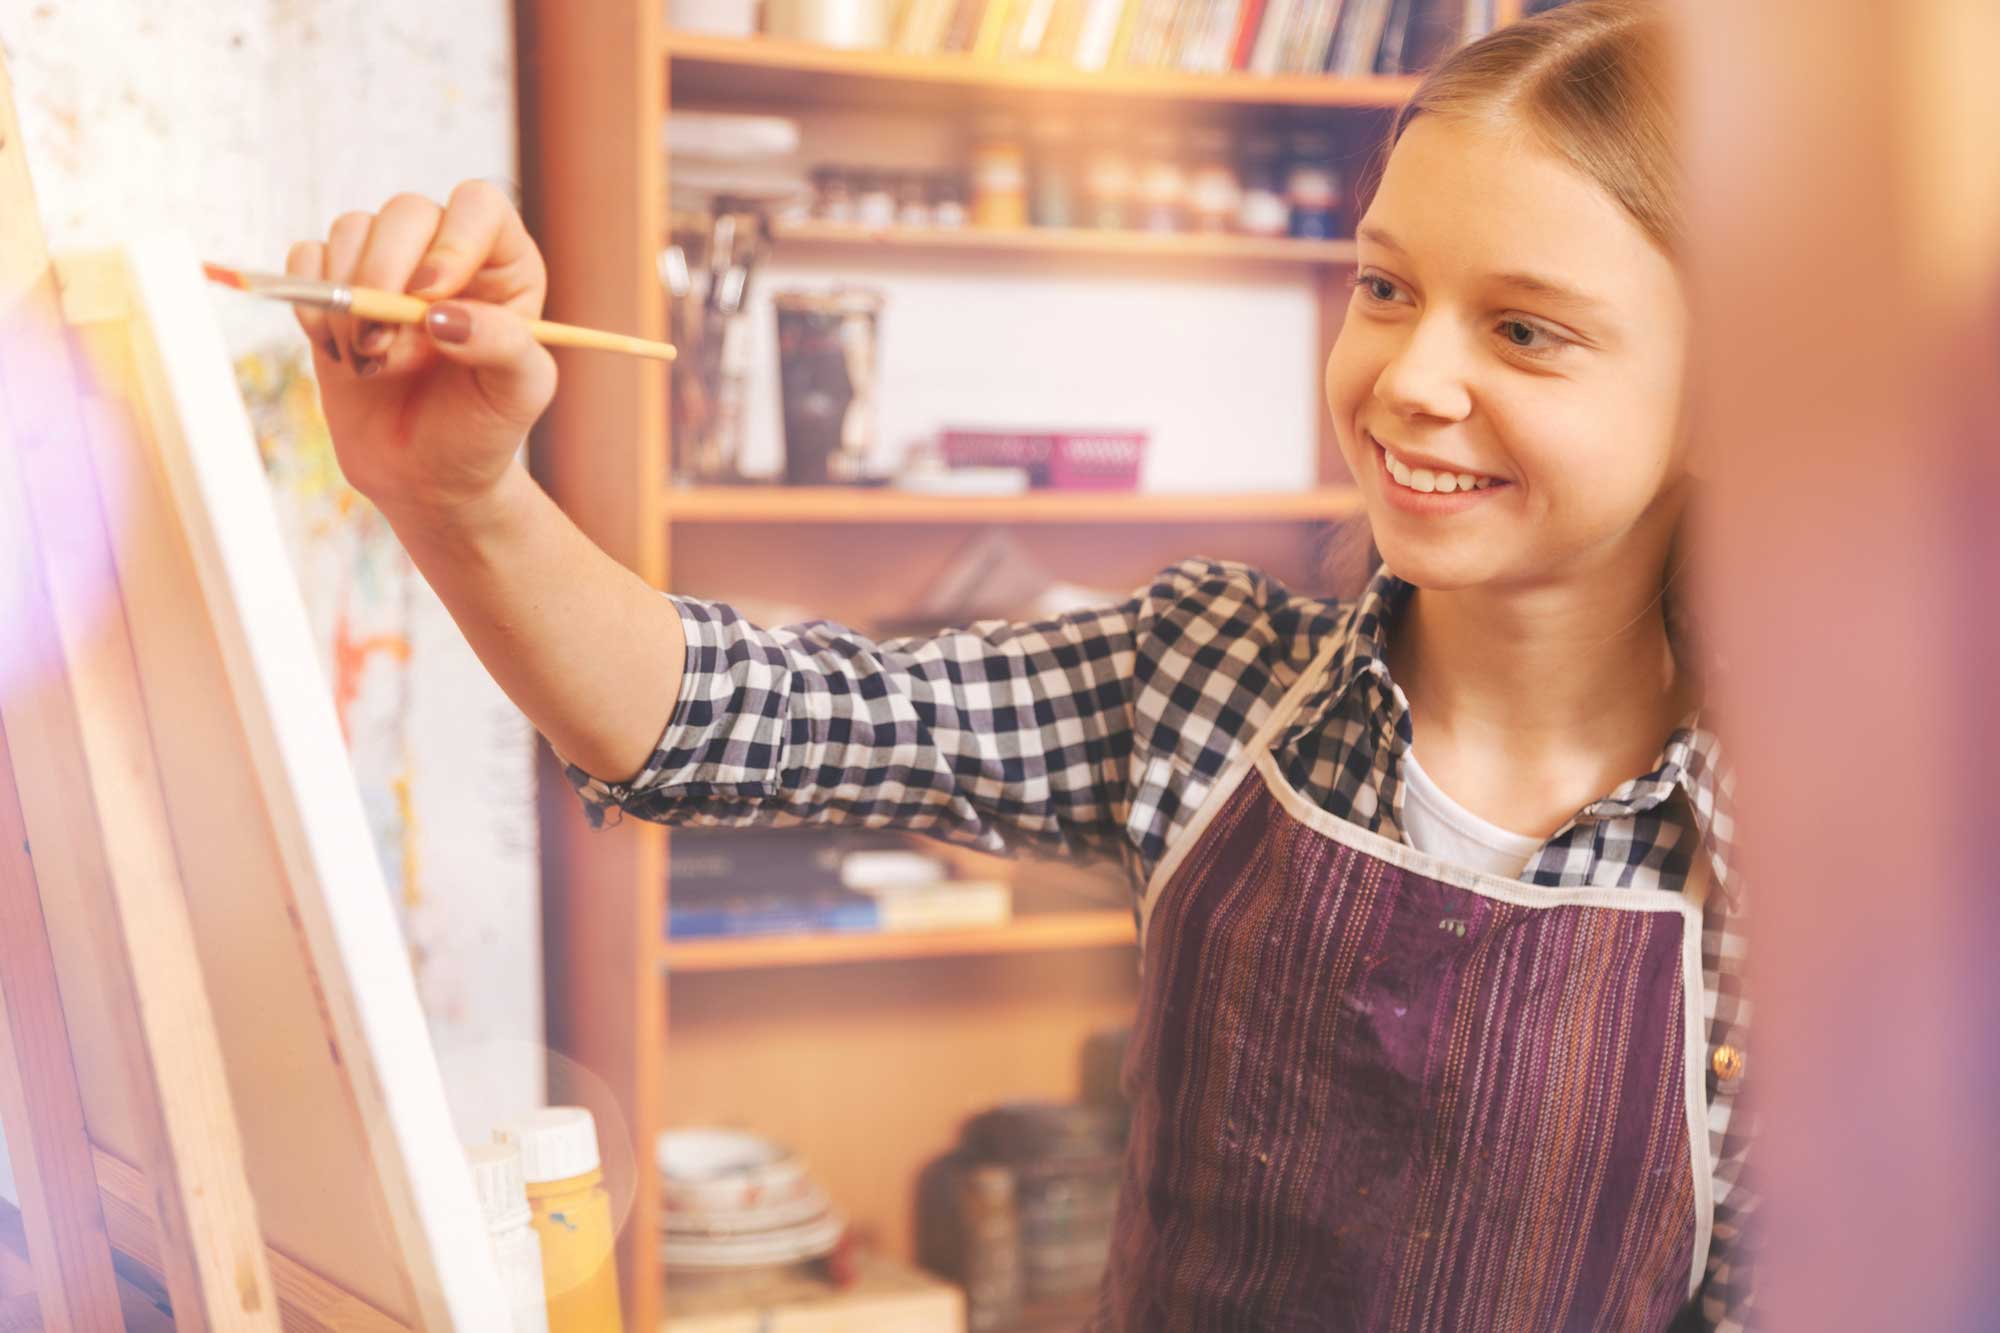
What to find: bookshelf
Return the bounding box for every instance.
[664,909,1138,973]
[519,4,1525,1326]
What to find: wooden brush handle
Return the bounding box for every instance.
[347,287,677,363]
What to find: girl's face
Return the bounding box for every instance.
[1327,114,1692,594]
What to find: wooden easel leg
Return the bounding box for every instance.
[0,715,124,1332]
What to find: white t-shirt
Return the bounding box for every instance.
[1399,746,1545,879]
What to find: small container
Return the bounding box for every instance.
[855,171,898,229]
[1186,128,1243,233]
[1082,129,1135,230]
[497,1108,624,1333]
[1285,131,1342,239]
[764,0,895,48]
[970,118,1029,230]
[812,165,855,224]
[467,1142,551,1333]
[931,172,969,228]
[1135,130,1187,233]
[896,174,933,228]
[1237,133,1289,236]
[1029,119,1080,229]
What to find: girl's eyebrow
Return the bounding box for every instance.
[1357,223,1610,316]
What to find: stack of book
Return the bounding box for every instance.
[667,829,1013,940]
[886,0,1495,77]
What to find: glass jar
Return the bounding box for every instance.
[1186,127,1243,233]
[932,171,969,228]
[1029,119,1080,229]
[812,165,854,224]
[1082,124,1135,230]
[1135,129,1187,233]
[971,116,1029,230]
[855,170,898,229]
[896,173,933,228]
[1285,130,1342,239]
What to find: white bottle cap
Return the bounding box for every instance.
[466,1141,534,1233]
[497,1106,603,1184]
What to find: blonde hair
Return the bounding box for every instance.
[1324,0,1697,663]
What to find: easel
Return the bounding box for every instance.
[0,51,507,1332]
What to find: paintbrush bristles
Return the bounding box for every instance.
[201,262,677,363]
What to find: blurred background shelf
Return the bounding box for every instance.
[771,217,1361,266]
[659,484,1365,524]
[664,910,1137,973]
[665,31,1422,110]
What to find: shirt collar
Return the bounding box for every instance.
[1291,563,1743,912]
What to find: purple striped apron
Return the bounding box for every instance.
[1095,635,1713,1332]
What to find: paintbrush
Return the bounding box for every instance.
[201,262,677,363]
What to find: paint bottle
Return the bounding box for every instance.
[466,1141,551,1333]
[498,1107,625,1333]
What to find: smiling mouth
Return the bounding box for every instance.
[1368,433,1509,495]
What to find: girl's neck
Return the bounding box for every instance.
[1385,569,1697,770]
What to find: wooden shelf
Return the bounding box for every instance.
[664,31,1420,110]
[663,910,1136,973]
[661,485,1363,525]
[771,219,1359,267]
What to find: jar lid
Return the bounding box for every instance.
[466,1141,534,1231]
[497,1106,603,1183]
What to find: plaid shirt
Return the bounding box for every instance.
[568,556,1757,1330]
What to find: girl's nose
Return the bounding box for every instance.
[1373,316,1474,424]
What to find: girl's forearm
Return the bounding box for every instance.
[381,462,685,786]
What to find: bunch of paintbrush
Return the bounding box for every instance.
[661,199,769,481]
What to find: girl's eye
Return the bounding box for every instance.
[1350,271,1573,360]
[1497,317,1570,359]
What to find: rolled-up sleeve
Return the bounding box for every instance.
[562,586,1147,860]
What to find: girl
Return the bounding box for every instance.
[289,1,1751,1327]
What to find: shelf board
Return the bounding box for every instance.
[664,32,1419,110]
[771,219,1358,268]
[661,485,1363,525]
[663,910,1136,973]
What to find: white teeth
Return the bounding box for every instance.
[1375,436,1501,495]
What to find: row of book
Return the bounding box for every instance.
[667,828,1013,939]
[890,0,1498,77]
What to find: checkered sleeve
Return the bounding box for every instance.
[563,557,1329,868]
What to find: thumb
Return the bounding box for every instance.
[422,300,556,421]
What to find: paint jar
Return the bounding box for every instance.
[855,171,898,229]
[498,1108,624,1333]
[1135,130,1188,233]
[971,117,1029,230]
[931,172,969,228]
[896,174,933,228]
[1237,133,1289,237]
[812,166,855,223]
[1082,128,1136,230]
[1285,131,1342,239]
[1029,119,1080,229]
[1186,128,1243,233]
[467,1142,551,1333]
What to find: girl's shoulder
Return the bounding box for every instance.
[1129,555,1363,687]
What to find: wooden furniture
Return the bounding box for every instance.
[0,53,507,1330]
[516,12,1525,1327]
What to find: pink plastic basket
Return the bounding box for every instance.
[940,430,1147,491]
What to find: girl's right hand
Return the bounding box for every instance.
[286,180,558,525]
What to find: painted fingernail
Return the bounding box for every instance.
[354,355,385,378]
[425,302,471,344]
[409,263,440,294]
[322,336,342,364]
[356,320,393,355]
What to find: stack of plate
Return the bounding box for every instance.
[657,1127,846,1270]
